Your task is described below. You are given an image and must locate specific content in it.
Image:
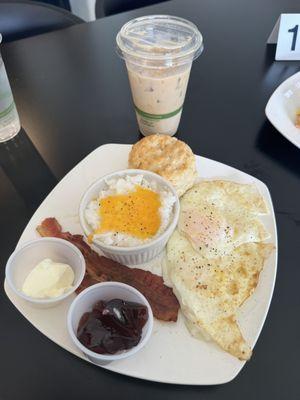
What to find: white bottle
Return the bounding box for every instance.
[0,34,21,142]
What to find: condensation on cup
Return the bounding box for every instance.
[0,34,21,143]
[116,15,203,136]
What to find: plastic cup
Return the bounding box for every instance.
[5,238,86,308]
[67,282,153,365]
[116,15,203,136]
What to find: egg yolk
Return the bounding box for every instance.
[179,209,232,249]
[96,185,161,239]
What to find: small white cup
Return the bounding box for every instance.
[5,237,86,308]
[79,169,179,265]
[67,282,153,365]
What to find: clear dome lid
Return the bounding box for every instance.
[116,15,203,67]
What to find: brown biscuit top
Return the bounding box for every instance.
[128,134,196,184]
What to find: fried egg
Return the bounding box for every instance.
[165,180,273,360]
[178,180,269,258]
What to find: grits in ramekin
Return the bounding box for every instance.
[85,174,176,247]
[79,169,179,265]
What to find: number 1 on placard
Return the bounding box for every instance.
[288,24,298,51]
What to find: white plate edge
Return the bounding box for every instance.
[265,71,300,149]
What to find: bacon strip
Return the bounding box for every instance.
[37,218,179,322]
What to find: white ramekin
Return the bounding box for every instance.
[5,238,86,308]
[79,169,179,265]
[67,282,153,365]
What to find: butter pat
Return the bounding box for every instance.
[22,258,74,298]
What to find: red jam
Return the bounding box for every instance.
[77,299,148,355]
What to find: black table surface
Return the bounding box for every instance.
[1,0,300,399]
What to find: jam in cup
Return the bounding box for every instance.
[67,282,153,365]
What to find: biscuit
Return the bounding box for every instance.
[128,134,197,197]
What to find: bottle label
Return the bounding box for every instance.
[0,59,20,136]
[0,62,14,113]
[0,100,14,118]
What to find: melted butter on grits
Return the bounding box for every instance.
[96,185,161,239]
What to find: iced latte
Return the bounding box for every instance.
[117,15,203,136]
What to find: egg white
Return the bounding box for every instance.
[165,180,273,360]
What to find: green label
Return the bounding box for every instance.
[134,105,183,120]
[0,101,14,118]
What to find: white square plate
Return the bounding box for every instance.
[266,71,300,148]
[4,144,277,385]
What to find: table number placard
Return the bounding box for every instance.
[268,14,300,60]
